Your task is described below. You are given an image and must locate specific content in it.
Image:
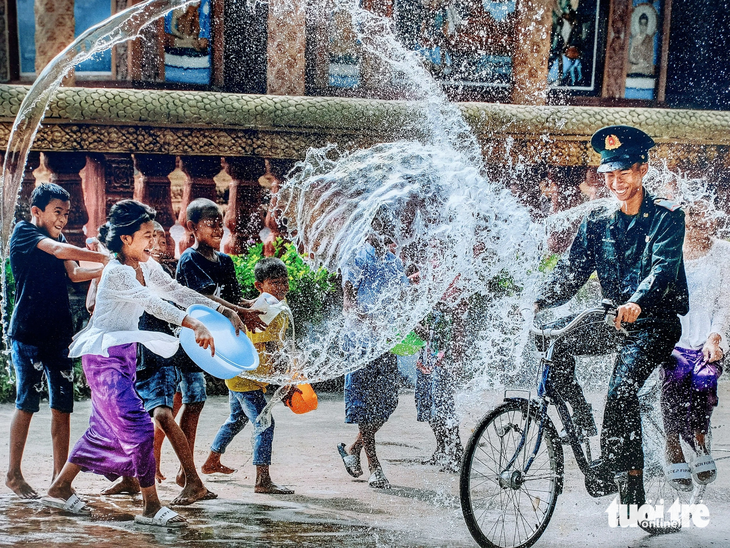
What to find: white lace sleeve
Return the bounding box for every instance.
[710,241,730,346]
[143,259,217,312]
[101,262,189,326]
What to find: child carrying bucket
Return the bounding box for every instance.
[43,200,243,527]
[201,257,298,494]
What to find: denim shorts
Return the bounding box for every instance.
[345,352,399,425]
[135,365,179,413]
[177,370,207,404]
[11,339,74,414]
[415,366,458,427]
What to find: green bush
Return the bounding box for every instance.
[231,239,340,338]
[0,261,16,403]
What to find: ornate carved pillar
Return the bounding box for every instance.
[112,0,130,80]
[42,152,89,246]
[222,157,265,255]
[176,156,222,254]
[0,0,10,82]
[602,0,631,99]
[133,154,176,256]
[14,151,41,222]
[511,0,552,105]
[358,0,395,90]
[80,155,106,238]
[126,0,164,82]
[34,0,76,85]
[103,153,135,211]
[266,0,306,95]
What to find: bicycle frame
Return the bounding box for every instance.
[501,304,617,481]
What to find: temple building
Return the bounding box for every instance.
[0,0,729,254]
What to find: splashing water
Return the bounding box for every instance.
[0,0,199,250]
[269,1,547,384]
[0,0,200,383]
[4,0,721,398]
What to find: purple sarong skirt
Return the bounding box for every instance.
[661,346,723,448]
[68,343,156,488]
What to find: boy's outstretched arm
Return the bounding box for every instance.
[203,293,266,332]
[37,238,109,264]
[64,260,104,283]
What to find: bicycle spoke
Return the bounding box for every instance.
[462,401,561,548]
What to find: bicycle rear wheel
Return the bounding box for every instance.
[640,374,708,507]
[460,399,563,548]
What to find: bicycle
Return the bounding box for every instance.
[459,300,700,548]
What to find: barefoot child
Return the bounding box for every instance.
[414,301,464,473]
[5,183,108,499]
[103,222,216,504]
[172,198,266,487]
[202,257,295,494]
[44,200,242,526]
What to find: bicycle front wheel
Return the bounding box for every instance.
[460,399,563,548]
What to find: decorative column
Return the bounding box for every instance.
[133,154,176,256]
[602,0,632,99]
[359,0,394,90]
[511,0,553,105]
[176,156,222,254]
[266,0,306,95]
[222,157,265,255]
[34,0,76,85]
[0,0,10,82]
[42,152,89,246]
[112,0,130,80]
[14,151,41,222]
[81,155,106,238]
[126,0,164,82]
[103,153,135,212]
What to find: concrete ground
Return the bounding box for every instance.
[0,385,728,548]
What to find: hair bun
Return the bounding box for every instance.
[98,222,111,245]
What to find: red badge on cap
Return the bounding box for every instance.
[605,135,622,150]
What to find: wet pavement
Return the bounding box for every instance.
[1,387,729,547]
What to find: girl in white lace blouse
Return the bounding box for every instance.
[43,200,243,527]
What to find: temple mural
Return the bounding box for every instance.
[164,0,212,85]
[547,0,602,93]
[625,1,662,100]
[396,0,516,87]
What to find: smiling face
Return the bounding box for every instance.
[120,221,156,264]
[192,212,224,251]
[31,198,70,240]
[603,162,648,212]
[150,229,168,261]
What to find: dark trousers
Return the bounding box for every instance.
[543,314,681,473]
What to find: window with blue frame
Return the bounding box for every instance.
[16,0,113,76]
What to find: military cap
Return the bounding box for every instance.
[591,125,656,173]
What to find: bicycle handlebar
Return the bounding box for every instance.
[528,300,620,339]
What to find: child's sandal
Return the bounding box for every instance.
[337,443,363,478]
[691,454,717,485]
[664,462,693,492]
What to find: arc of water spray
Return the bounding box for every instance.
[0,0,199,256]
[0,0,199,378]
